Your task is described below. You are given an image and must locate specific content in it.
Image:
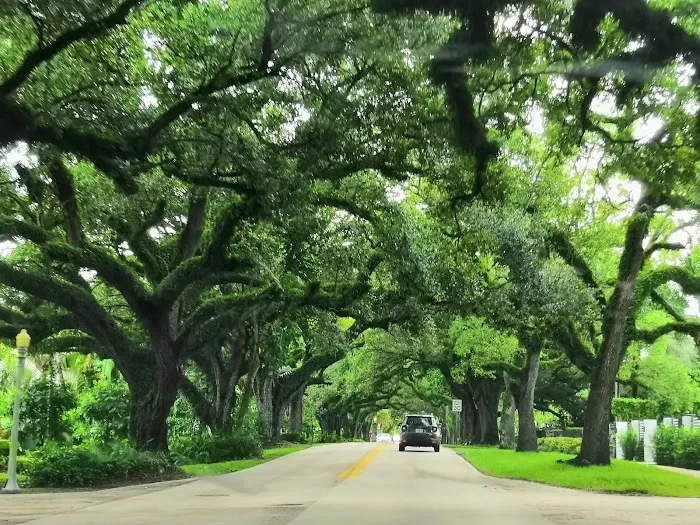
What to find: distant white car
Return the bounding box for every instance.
[376,433,392,443]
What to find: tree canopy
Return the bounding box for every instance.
[0,0,698,465]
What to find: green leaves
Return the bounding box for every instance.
[448,316,520,380]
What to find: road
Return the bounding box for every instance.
[3,443,700,525]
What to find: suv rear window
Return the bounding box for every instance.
[405,416,432,427]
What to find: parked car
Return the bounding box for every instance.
[399,414,441,452]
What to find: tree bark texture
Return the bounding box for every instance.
[289,390,304,434]
[254,368,281,440]
[499,373,516,449]
[517,341,541,452]
[577,202,654,465]
[472,378,502,445]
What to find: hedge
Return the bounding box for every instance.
[611,398,658,421]
[654,426,700,470]
[170,433,262,464]
[537,437,582,455]
[22,442,182,488]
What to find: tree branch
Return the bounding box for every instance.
[0,0,147,95]
[549,230,606,311]
[551,322,596,375]
[650,290,686,323]
[643,242,685,264]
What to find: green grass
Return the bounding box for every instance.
[182,444,309,476]
[453,446,700,498]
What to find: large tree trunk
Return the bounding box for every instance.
[473,378,502,445]
[255,369,281,440]
[128,366,179,451]
[289,390,304,434]
[353,411,366,440]
[577,202,653,465]
[499,373,516,449]
[234,349,260,428]
[127,324,180,451]
[461,393,475,444]
[517,340,541,452]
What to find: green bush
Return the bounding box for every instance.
[170,433,262,464]
[280,432,306,443]
[611,398,658,421]
[23,442,182,488]
[620,428,638,461]
[66,380,130,446]
[654,425,677,466]
[0,439,9,470]
[0,439,9,458]
[317,433,340,443]
[537,437,582,455]
[19,375,76,447]
[655,426,700,470]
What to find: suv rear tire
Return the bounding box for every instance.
[434,445,440,452]
[399,444,405,452]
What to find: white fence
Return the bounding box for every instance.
[611,414,699,462]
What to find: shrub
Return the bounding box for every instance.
[561,427,583,438]
[280,432,306,444]
[170,433,262,464]
[0,439,9,470]
[23,442,182,488]
[676,430,700,470]
[654,425,677,466]
[655,426,700,470]
[19,375,76,447]
[537,437,582,455]
[0,439,9,458]
[611,398,658,421]
[66,381,130,446]
[620,428,638,461]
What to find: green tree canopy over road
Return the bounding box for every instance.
[0,0,698,468]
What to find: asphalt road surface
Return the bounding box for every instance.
[3,443,700,525]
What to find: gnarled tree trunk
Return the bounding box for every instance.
[517,338,542,452]
[472,378,502,445]
[499,372,516,449]
[577,201,653,465]
[127,361,179,451]
[289,390,304,434]
[255,368,281,440]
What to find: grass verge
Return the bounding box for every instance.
[453,446,700,498]
[182,444,309,476]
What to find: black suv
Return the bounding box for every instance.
[399,414,441,452]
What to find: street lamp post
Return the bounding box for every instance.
[2,329,31,494]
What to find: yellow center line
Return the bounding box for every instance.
[338,445,389,481]
[338,445,388,480]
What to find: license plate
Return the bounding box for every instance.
[416,429,424,433]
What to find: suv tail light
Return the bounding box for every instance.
[431,426,438,432]
[401,425,407,432]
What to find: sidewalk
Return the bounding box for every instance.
[656,464,700,478]
[0,478,194,525]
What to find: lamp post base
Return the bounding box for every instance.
[1,477,21,493]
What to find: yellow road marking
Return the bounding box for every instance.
[338,445,388,480]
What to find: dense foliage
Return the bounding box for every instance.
[620,429,639,461]
[655,427,700,471]
[23,442,181,488]
[537,437,583,455]
[170,433,262,465]
[611,398,659,422]
[0,0,698,482]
